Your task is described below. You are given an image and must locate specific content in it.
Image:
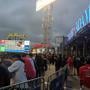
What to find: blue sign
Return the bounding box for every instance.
[67,5,90,41]
[6,49,30,53]
[76,5,90,32]
[67,27,76,41]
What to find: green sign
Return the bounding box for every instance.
[0,46,5,52]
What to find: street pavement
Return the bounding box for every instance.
[44,64,55,81]
[65,75,80,90]
[44,65,90,90]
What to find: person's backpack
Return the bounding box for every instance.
[20,58,36,80]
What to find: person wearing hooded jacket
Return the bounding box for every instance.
[8,54,28,89]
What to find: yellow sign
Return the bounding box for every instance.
[7,33,29,40]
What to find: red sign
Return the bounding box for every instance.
[32,43,49,48]
[0,40,5,44]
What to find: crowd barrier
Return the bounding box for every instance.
[0,66,68,90]
[47,66,68,90]
[0,77,45,90]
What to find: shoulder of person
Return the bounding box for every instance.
[14,60,24,65]
[80,65,86,70]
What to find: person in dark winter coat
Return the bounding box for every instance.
[42,54,48,71]
[0,58,10,87]
[35,54,44,76]
[55,54,62,71]
[74,56,81,75]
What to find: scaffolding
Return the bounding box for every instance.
[42,4,53,47]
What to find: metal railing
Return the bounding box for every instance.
[0,77,45,90]
[0,66,68,90]
[47,66,68,90]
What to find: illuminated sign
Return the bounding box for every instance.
[0,45,5,52]
[67,27,76,41]
[67,5,90,41]
[36,0,56,11]
[0,40,30,53]
[7,33,29,40]
[76,5,90,32]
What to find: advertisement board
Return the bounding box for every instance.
[0,40,30,53]
[36,0,56,11]
[76,5,90,32]
[67,5,90,41]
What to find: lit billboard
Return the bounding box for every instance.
[0,40,30,53]
[36,0,56,11]
[67,4,90,41]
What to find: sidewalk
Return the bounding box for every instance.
[65,75,80,90]
[44,64,55,81]
[44,65,82,90]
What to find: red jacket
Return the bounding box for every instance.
[79,64,90,88]
[67,57,73,67]
[22,57,36,80]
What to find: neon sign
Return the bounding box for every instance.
[67,27,76,41]
[76,5,90,32]
[67,5,90,41]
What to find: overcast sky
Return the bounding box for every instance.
[0,0,89,43]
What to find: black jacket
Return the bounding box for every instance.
[0,64,10,87]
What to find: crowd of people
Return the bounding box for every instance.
[0,52,90,89]
[64,55,90,90]
[0,53,52,88]
[0,52,66,88]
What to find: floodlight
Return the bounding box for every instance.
[36,0,56,11]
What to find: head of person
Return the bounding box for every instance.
[87,56,90,64]
[12,54,21,62]
[29,53,33,58]
[21,53,30,59]
[21,53,26,57]
[0,58,2,64]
